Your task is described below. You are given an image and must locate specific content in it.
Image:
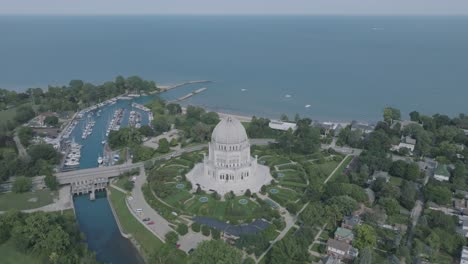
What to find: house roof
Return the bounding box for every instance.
[435,164,450,177]
[334,227,354,239]
[327,239,351,252]
[343,215,361,227]
[403,136,416,145]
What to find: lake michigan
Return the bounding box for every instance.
[1,15,468,121]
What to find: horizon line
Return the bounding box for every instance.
[1,13,468,17]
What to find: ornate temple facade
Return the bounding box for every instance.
[186,116,272,195]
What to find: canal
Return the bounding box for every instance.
[74,191,145,264]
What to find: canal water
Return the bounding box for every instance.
[74,191,144,264]
[70,88,201,263]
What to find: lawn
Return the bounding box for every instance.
[108,187,187,262]
[0,102,35,127]
[0,241,41,264]
[327,155,353,183]
[389,176,403,186]
[267,186,302,206]
[0,189,56,211]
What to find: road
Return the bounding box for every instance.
[123,165,173,242]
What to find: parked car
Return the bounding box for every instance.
[142,218,150,221]
[147,221,155,225]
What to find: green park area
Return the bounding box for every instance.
[0,189,56,211]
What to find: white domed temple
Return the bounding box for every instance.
[186,116,272,195]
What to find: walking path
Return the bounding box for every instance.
[323,154,351,184]
[308,223,327,257]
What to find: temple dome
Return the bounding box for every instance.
[211,116,248,144]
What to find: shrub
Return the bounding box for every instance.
[191,223,201,232]
[211,228,221,240]
[123,178,134,191]
[286,202,299,215]
[12,176,32,193]
[177,223,188,236]
[165,231,179,245]
[201,225,210,236]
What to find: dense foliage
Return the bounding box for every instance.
[0,211,97,263]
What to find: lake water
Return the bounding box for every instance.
[73,192,144,264]
[1,15,468,121]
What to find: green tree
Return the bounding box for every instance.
[44,174,59,191]
[383,107,401,124]
[201,225,210,236]
[138,125,155,137]
[190,240,242,264]
[409,111,420,122]
[191,223,201,232]
[166,103,182,115]
[354,224,377,249]
[44,116,59,126]
[269,236,309,264]
[177,223,188,236]
[12,176,32,193]
[123,178,134,191]
[358,247,373,264]
[15,105,35,124]
[157,138,170,153]
[165,231,179,245]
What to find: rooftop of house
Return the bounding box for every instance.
[327,238,351,252]
[343,215,361,227]
[434,164,450,177]
[372,171,390,181]
[334,227,354,239]
[402,136,416,145]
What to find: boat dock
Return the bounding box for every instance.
[157,80,211,92]
[168,87,208,103]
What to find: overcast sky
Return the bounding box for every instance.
[0,0,467,15]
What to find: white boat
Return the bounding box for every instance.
[285,94,292,98]
[305,104,311,108]
[241,88,247,92]
[97,156,103,165]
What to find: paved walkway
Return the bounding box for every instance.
[323,154,351,184]
[178,231,210,253]
[308,223,327,257]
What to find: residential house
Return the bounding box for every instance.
[334,227,354,243]
[268,120,297,131]
[434,163,450,182]
[350,121,375,134]
[341,215,362,230]
[320,255,341,264]
[326,239,359,260]
[461,246,468,264]
[370,171,390,183]
[391,136,416,153]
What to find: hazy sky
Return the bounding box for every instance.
[0,0,467,15]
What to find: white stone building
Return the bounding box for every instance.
[186,116,273,195]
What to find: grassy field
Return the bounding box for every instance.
[0,241,41,264]
[327,155,353,182]
[0,189,56,211]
